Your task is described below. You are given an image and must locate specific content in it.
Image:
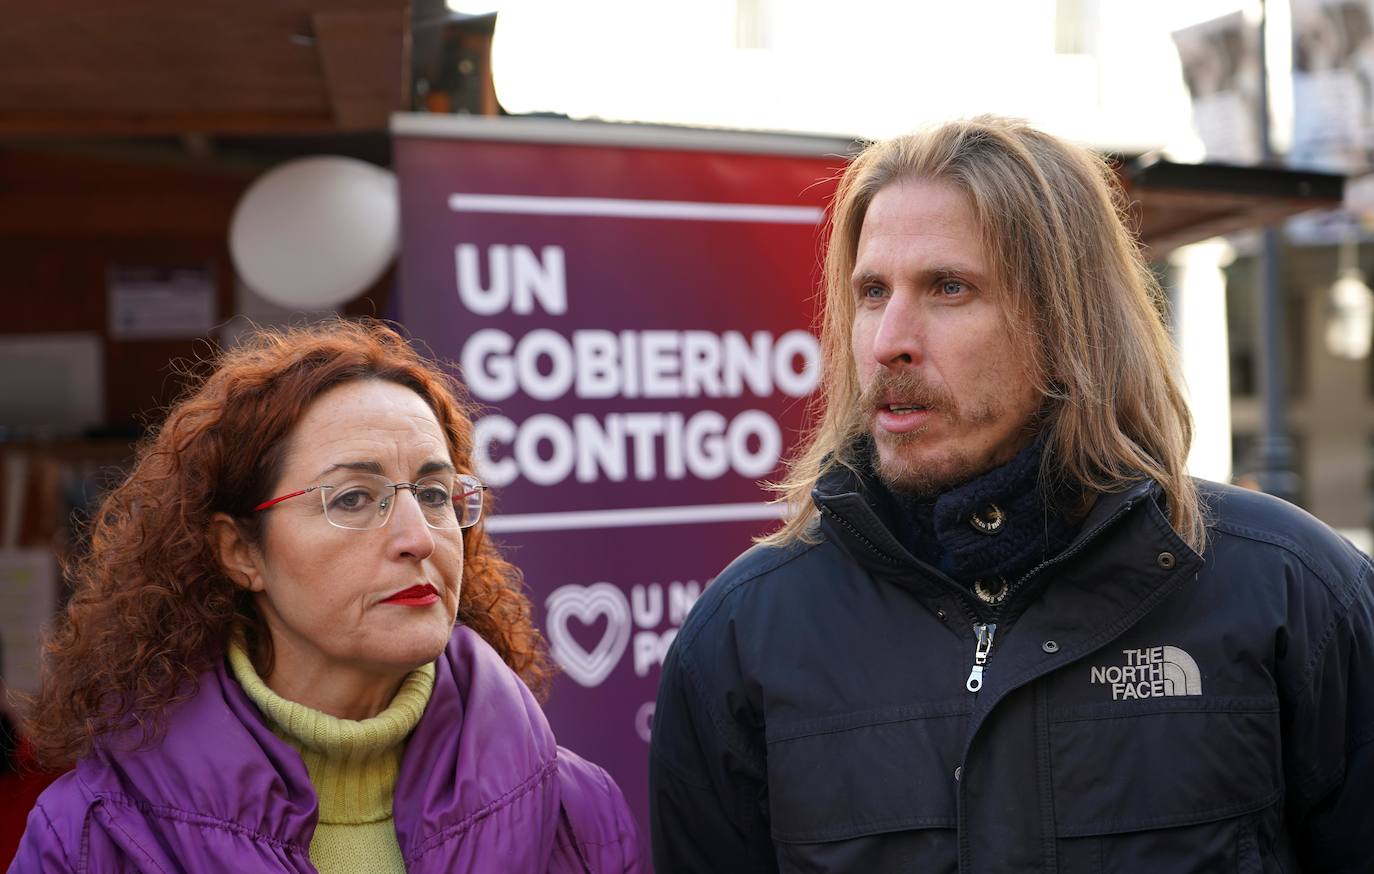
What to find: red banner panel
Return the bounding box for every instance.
[394,116,846,855]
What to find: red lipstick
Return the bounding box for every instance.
[381,584,440,606]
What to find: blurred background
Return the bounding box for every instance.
[2,0,1372,862]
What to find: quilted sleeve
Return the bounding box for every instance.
[8,797,77,874]
[554,748,644,873]
[1285,552,1374,873]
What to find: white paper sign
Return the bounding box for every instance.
[0,549,57,696]
[107,265,217,340]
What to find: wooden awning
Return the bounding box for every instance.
[1119,157,1345,258]
[0,0,410,135]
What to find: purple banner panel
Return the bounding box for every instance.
[393,117,845,858]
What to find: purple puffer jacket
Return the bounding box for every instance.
[9,626,642,873]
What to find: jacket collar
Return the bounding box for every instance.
[393,626,563,870]
[811,457,1166,608]
[811,458,1207,726]
[961,480,1204,739]
[84,649,320,849]
[83,626,565,870]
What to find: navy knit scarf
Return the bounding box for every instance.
[879,434,1080,588]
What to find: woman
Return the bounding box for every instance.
[11,320,641,872]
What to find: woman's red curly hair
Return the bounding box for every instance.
[26,318,553,769]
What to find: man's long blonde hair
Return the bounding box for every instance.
[764,116,1205,553]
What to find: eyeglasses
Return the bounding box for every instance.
[253,472,487,531]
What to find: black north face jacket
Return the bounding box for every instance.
[649,472,1374,873]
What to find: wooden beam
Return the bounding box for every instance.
[0,192,242,237]
[0,148,247,236]
[0,111,343,136]
[0,1,407,136]
[313,8,410,130]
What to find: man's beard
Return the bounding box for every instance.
[855,369,1007,499]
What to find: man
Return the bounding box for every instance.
[649,117,1374,872]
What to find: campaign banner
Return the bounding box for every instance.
[392,114,848,852]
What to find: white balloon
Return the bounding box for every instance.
[229,156,399,309]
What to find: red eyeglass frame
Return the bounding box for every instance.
[251,474,487,527]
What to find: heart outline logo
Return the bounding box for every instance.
[545,582,632,688]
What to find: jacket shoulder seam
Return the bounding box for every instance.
[406,755,560,864]
[649,739,714,790]
[678,640,766,777]
[91,796,170,874]
[553,811,634,871]
[32,796,76,871]
[557,754,636,846]
[1291,733,1370,806]
[673,539,827,659]
[1210,518,1364,605]
[1287,560,1374,800]
[552,794,596,872]
[1211,520,1374,776]
[1299,557,1373,690]
[666,541,829,777]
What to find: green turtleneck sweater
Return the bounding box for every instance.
[227,638,436,873]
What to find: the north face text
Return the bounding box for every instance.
[1089,646,1202,700]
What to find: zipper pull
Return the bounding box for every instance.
[965,623,998,693]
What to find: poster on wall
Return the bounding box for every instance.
[392,114,849,850]
[1291,0,1374,174]
[1288,0,1374,242]
[1171,10,1262,165]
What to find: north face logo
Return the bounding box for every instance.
[1089,646,1202,700]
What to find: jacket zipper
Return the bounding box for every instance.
[957,496,1142,694]
[819,504,994,687]
[964,623,996,692]
[818,494,1145,696]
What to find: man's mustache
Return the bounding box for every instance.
[858,369,957,415]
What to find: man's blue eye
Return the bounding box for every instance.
[939,280,965,296]
[862,285,885,299]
